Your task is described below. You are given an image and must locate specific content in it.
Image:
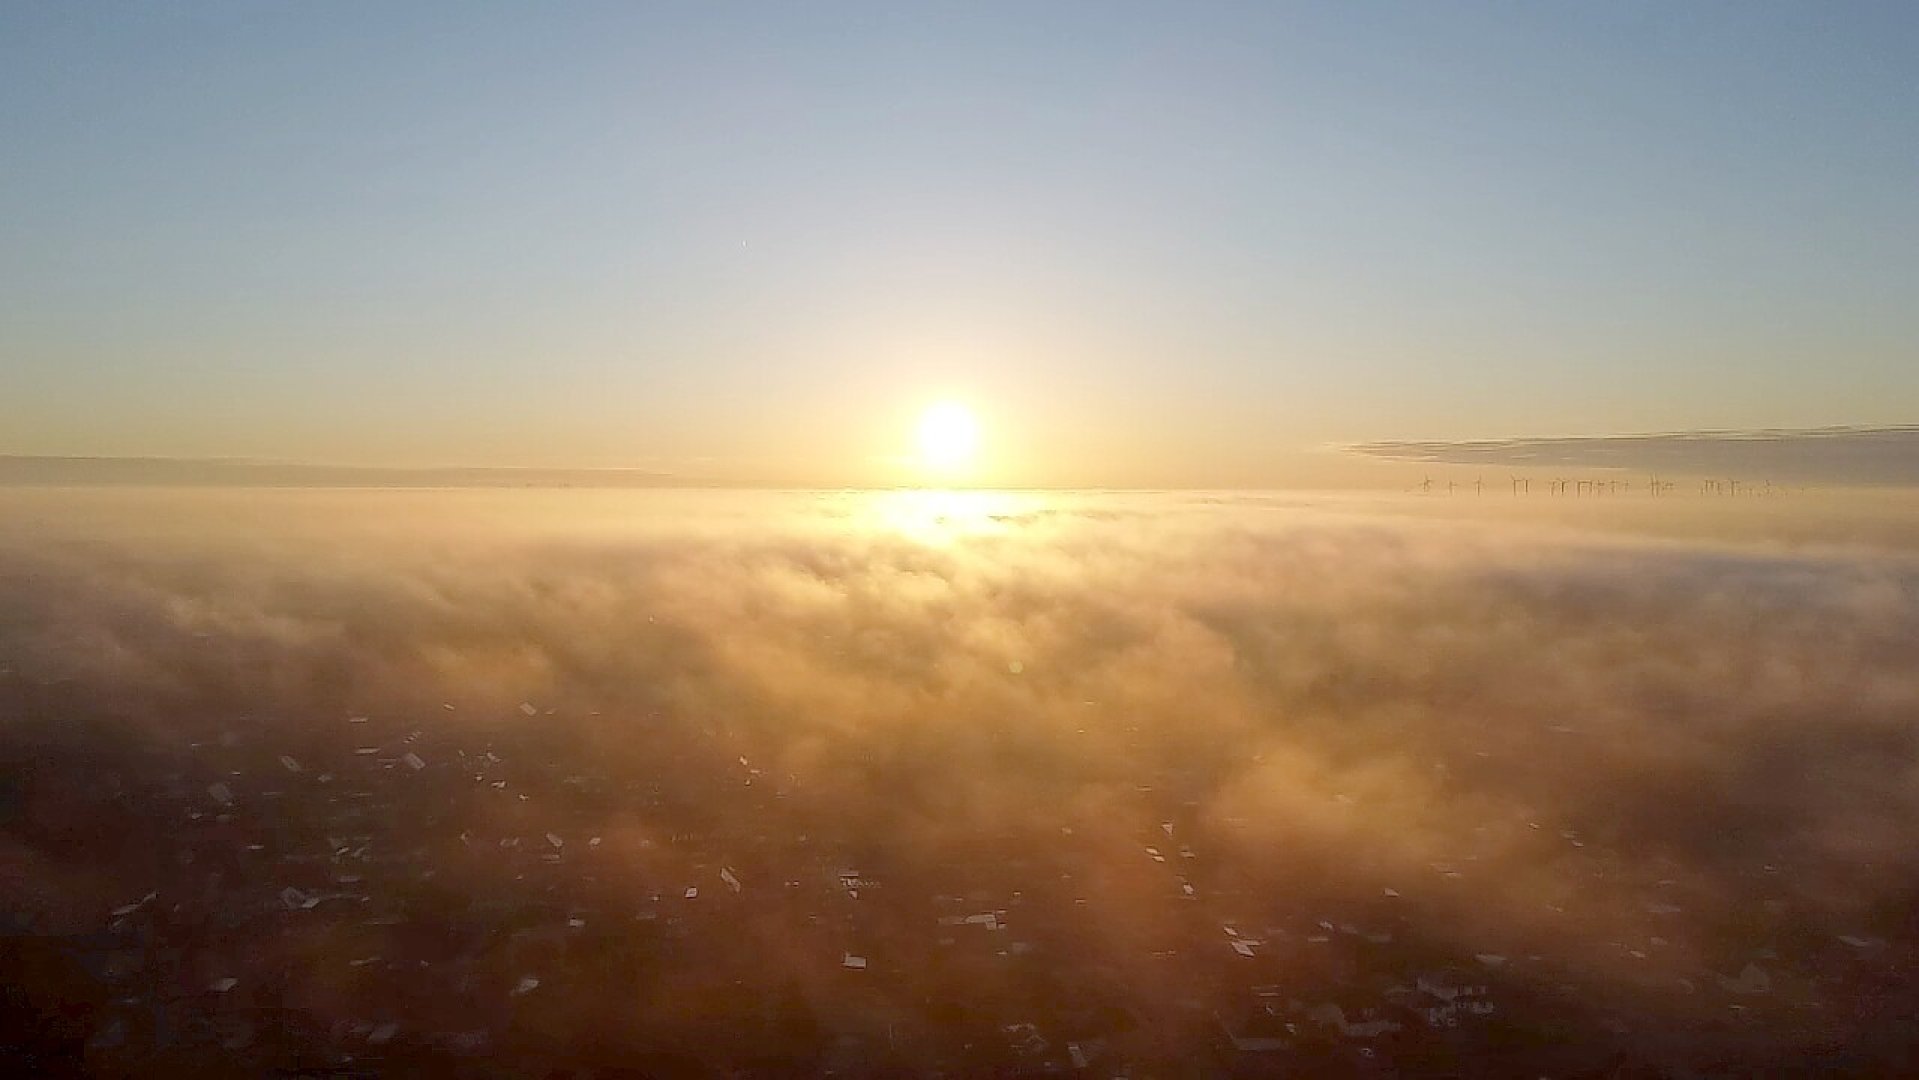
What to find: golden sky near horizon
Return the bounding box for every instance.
[2,6,1916,488]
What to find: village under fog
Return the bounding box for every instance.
[1,489,1915,1076]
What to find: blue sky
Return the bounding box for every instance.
[2,2,1914,485]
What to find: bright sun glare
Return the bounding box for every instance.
[915,401,979,473]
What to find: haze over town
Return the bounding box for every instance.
[2,3,1916,1077]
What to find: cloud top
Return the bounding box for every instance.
[2,489,1915,1071]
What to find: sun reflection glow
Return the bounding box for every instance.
[862,488,1042,545]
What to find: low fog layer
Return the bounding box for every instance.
[2,489,1915,1074]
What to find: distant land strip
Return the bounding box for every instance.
[1346,425,1919,485]
[0,456,719,488]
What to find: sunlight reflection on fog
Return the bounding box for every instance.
[849,488,1054,545]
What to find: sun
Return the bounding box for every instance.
[915,401,979,473]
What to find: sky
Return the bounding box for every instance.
[2,2,1915,487]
